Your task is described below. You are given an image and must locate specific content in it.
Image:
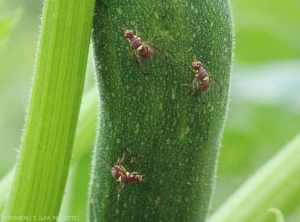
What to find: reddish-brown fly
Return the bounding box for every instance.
[100,154,145,203]
[182,57,222,103]
[124,28,166,74]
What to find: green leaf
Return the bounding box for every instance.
[89,0,233,221]
[1,0,95,218]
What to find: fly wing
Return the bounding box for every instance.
[99,156,113,169]
[135,42,167,75]
[151,45,167,62]
[199,89,208,104]
[134,51,152,75]
[113,164,127,174]
[207,72,222,94]
[116,183,125,204]
[144,41,167,63]
[196,73,222,104]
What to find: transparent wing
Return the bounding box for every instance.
[151,45,167,62]
[113,164,127,174]
[199,87,208,104]
[134,42,167,75]
[99,156,113,169]
[209,74,222,93]
[134,51,152,75]
[116,183,125,204]
[198,73,222,104]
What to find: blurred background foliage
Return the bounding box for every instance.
[0,0,299,220]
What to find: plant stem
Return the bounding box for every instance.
[209,133,300,222]
[0,85,98,213]
[1,0,95,219]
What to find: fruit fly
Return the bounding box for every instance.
[124,28,167,75]
[100,154,145,204]
[182,57,222,103]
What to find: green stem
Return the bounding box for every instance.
[209,133,300,222]
[1,0,94,219]
[89,0,233,221]
[0,171,14,212]
[0,85,98,213]
[268,208,285,222]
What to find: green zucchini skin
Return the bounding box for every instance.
[89,0,233,221]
